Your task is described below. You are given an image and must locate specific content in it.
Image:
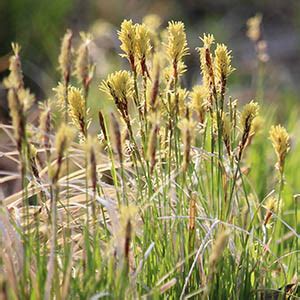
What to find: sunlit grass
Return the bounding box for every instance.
[0,15,299,299]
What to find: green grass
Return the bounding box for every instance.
[0,17,299,300]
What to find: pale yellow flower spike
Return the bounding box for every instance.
[118,20,137,71]
[136,24,151,61]
[55,123,75,156]
[136,24,151,76]
[3,43,24,90]
[53,82,67,110]
[215,44,235,83]
[17,88,35,112]
[199,33,215,89]
[201,34,215,49]
[166,21,189,65]
[178,117,196,172]
[58,29,73,80]
[142,14,162,49]
[269,125,290,173]
[247,14,262,42]
[170,88,189,117]
[68,86,88,137]
[240,101,259,132]
[75,32,92,85]
[190,85,209,123]
[100,70,134,103]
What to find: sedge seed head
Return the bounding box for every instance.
[264,197,280,225]
[142,14,161,32]
[53,82,67,111]
[221,112,231,141]
[53,123,75,183]
[68,86,89,137]
[209,230,230,270]
[100,70,134,102]
[214,43,235,82]
[39,104,51,152]
[117,205,138,257]
[247,14,262,42]
[265,197,277,212]
[75,32,92,84]
[240,100,259,132]
[118,19,136,61]
[135,24,151,61]
[146,54,161,109]
[8,89,23,141]
[28,144,37,159]
[147,113,160,172]
[58,29,73,79]
[39,106,51,134]
[85,136,99,191]
[3,43,24,90]
[190,85,209,123]
[170,88,189,117]
[269,125,290,172]
[109,113,123,163]
[163,60,187,82]
[188,192,197,231]
[198,33,215,88]
[142,14,162,48]
[165,21,189,64]
[178,118,196,144]
[17,88,35,112]
[55,123,75,156]
[250,116,264,136]
[200,33,215,49]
